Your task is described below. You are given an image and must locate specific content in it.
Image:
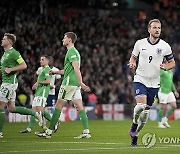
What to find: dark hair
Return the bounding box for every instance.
[41,55,51,60]
[64,32,77,43]
[4,33,16,44]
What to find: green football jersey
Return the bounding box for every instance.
[0,48,25,84]
[160,69,176,94]
[62,47,80,86]
[35,66,52,98]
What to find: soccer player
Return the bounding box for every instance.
[158,69,179,128]
[20,55,53,133]
[40,57,61,107]
[0,33,41,138]
[128,19,175,146]
[37,32,91,139]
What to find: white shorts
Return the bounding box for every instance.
[0,83,18,103]
[32,96,47,107]
[158,91,176,104]
[58,85,82,101]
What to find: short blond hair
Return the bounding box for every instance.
[64,32,77,43]
[148,19,161,29]
[4,33,16,45]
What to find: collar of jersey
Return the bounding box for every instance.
[147,37,160,45]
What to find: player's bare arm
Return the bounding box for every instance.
[160,58,175,70]
[32,78,51,90]
[128,55,137,69]
[49,69,64,75]
[4,62,27,74]
[72,61,90,92]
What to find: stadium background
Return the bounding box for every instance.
[0,0,180,121]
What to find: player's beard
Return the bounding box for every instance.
[152,33,160,39]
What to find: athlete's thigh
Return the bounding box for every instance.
[32,96,47,108]
[167,92,176,103]
[158,91,168,104]
[0,84,11,103]
[58,85,78,101]
[46,95,56,107]
[133,82,147,104]
[147,87,159,106]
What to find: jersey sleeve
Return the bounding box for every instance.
[67,49,79,62]
[172,83,176,92]
[36,67,43,75]
[132,40,140,58]
[43,68,52,79]
[164,43,174,61]
[12,51,25,64]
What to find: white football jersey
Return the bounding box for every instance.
[132,38,173,88]
[36,66,61,95]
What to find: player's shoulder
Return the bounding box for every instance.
[135,38,148,44]
[43,66,51,71]
[37,67,43,71]
[159,39,171,47]
[10,48,20,55]
[69,47,79,54]
[52,66,59,71]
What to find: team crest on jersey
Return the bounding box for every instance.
[136,89,140,94]
[156,48,162,55]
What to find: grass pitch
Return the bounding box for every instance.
[0,120,180,154]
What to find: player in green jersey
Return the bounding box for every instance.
[37,32,91,139]
[158,69,179,128]
[20,55,55,133]
[0,33,41,138]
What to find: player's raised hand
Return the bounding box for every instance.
[80,82,90,92]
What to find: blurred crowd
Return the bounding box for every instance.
[0,0,180,107]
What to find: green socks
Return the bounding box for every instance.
[13,107,35,116]
[28,116,36,129]
[0,109,5,132]
[42,110,52,121]
[49,108,61,130]
[79,109,89,130]
[166,107,176,118]
[27,111,51,129]
[158,108,164,122]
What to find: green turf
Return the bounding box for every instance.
[0,120,180,154]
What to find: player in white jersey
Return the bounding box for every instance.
[128,19,175,146]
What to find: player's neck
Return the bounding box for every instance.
[66,44,74,50]
[4,45,13,51]
[43,65,49,67]
[149,36,159,44]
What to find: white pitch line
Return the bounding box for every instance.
[0,141,126,145]
[0,146,172,154]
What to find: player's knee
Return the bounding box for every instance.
[172,105,177,110]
